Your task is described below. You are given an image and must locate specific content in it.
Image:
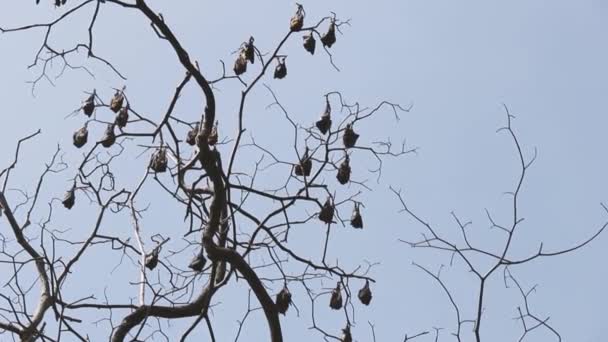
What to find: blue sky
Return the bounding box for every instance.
[0,1,607,341]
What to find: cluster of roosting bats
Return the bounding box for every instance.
[61,4,368,341]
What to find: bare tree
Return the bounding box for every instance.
[0,2,604,342]
[394,108,607,342]
[0,2,414,341]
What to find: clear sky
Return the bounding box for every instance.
[0,1,607,341]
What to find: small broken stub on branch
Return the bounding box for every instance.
[233,52,247,76]
[294,148,312,177]
[144,248,160,270]
[303,33,316,55]
[329,282,343,310]
[275,285,292,315]
[244,37,255,64]
[336,154,351,185]
[318,197,335,224]
[82,93,95,117]
[115,106,129,128]
[189,250,206,272]
[207,121,218,146]
[341,325,353,342]
[343,123,359,149]
[100,124,116,148]
[321,19,337,48]
[290,4,305,31]
[195,121,211,150]
[149,148,168,173]
[358,280,372,305]
[350,203,363,229]
[110,89,124,113]
[62,186,75,210]
[274,57,287,79]
[315,99,332,134]
[72,125,88,148]
[186,123,199,146]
